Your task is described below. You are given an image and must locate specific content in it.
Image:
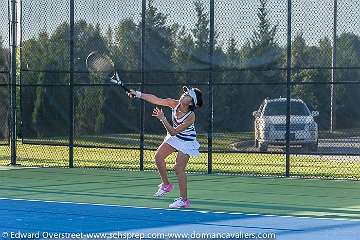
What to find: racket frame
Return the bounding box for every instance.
[86,51,131,94]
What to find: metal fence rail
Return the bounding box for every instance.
[1,0,360,179]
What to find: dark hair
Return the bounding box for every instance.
[182,86,203,111]
[190,88,203,111]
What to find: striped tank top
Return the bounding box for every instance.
[172,104,197,141]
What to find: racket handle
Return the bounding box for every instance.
[121,85,140,99]
[112,73,132,95]
[121,85,131,93]
[112,73,139,98]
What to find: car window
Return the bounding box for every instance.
[263,101,310,116]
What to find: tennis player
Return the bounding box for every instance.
[128,86,203,208]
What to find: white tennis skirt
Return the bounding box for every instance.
[163,134,200,157]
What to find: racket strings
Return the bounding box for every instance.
[86,52,130,93]
[89,56,113,73]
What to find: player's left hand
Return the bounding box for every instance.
[152,107,165,121]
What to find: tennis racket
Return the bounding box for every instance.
[86,51,132,94]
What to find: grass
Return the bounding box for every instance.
[1,140,360,179]
[19,129,360,150]
[20,132,250,151]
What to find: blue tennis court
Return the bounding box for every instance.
[1,168,360,240]
[1,198,360,240]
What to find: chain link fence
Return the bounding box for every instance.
[1,0,360,179]
[0,0,11,165]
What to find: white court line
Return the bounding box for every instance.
[0,197,359,222]
[0,166,40,170]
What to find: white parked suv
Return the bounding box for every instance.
[253,98,319,152]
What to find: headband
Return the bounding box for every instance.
[183,86,197,106]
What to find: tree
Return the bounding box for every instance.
[73,21,109,136]
[291,33,318,107]
[0,36,8,72]
[191,0,210,70]
[99,18,142,135]
[74,21,109,83]
[335,33,360,129]
[76,86,105,135]
[174,26,195,72]
[21,21,110,138]
[251,0,277,50]
[190,0,225,70]
[291,33,309,82]
[113,18,141,72]
[244,0,283,86]
[233,0,283,131]
[245,0,281,69]
[292,37,332,130]
[143,0,177,73]
[136,0,179,133]
[0,35,9,141]
[214,37,249,132]
[29,25,72,138]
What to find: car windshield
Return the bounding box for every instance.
[263,101,310,116]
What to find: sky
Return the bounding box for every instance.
[1,0,360,49]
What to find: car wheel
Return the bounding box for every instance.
[259,143,268,152]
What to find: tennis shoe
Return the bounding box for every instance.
[154,183,174,197]
[169,197,190,208]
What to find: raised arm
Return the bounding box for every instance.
[128,90,178,108]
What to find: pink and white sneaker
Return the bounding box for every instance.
[154,183,174,197]
[169,197,190,208]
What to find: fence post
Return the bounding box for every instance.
[10,0,17,166]
[330,0,337,133]
[69,0,75,168]
[285,0,292,177]
[139,0,146,171]
[208,0,214,174]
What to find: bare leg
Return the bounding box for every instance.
[155,143,176,185]
[174,151,190,199]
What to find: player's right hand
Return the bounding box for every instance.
[127,89,136,98]
[127,89,142,99]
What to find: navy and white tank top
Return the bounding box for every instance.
[172,104,197,141]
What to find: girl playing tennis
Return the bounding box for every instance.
[128,86,203,208]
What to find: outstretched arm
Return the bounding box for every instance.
[128,90,178,108]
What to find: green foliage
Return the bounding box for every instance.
[113,19,140,71]
[251,0,278,50]
[144,0,177,72]
[76,87,105,135]
[0,36,8,72]
[1,0,359,139]
[0,35,9,141]
[193,0,210,49]
[335,33,360,129]
[246,0,281,70]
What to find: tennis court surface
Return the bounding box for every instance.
[0,167,359,240]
